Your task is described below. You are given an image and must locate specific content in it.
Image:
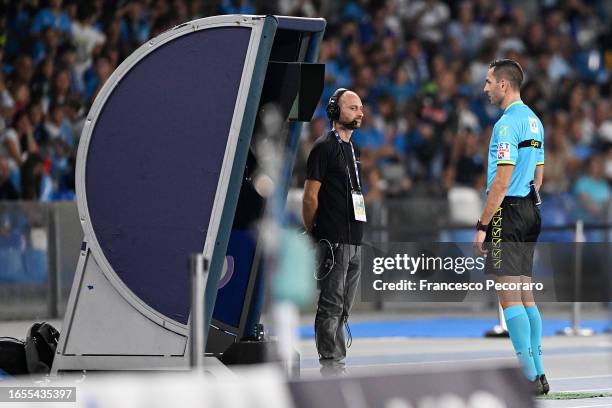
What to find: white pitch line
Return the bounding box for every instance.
[559,388,612,393]
[551,374,612,381]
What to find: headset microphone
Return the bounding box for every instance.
[342,120,358,130]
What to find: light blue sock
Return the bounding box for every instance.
[525,305,545,375]
[503,305,538,381]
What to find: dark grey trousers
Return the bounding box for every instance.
[314,243,361,374]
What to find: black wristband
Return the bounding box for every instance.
[476,220,488,232]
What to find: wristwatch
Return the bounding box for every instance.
[476,220,488,232]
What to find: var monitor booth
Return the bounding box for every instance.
[52,15,325,373]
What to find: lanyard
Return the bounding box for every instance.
[333,130,361,191]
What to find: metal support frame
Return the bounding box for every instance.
[190,254,208,369]
[557,220,594,336]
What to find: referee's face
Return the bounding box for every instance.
[484,68,503,106]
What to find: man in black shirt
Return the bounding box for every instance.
[303,88,366,375]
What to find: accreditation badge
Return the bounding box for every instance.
[351,191,367,222]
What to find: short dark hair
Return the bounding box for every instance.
[489,59,524,90]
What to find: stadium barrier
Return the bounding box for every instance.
[2,198,610,317]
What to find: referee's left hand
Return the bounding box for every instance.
[473,230,488,257]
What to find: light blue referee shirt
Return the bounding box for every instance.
[486,100,545,197]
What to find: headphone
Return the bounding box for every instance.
[326,88,349,123]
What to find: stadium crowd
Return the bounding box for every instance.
[0,0,611,223]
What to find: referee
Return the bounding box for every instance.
[302,88,365,376]
[473,59,548,395]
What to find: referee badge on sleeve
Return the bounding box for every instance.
[497,142,511,160]
[529,117,539,133]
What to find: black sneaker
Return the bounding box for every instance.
[530,377,545,395]
[539,374,550,395]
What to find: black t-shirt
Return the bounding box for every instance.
[306,131,364,244]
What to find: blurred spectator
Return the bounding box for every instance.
[0,110,39,172]
[399,0,450,48]
[32,27,61,65]
[10,81,31,113]
[72,3,105,78]
[594,99,612,145]
[64,97,85,145]
[363,167,385,205]
[401,37,429,85]
[47,68,73,106]
[541,120,574,194]
[545,34,572,83]
[604,147,612,185]
[444,127,485,189]
[0,157,19,200]
[0,73,15,131]
[219,0,256,15]
[57,44,85,97]
[496,15,525,55]
[387,66,417,110]
[455,96,480,133]
[84,54,114,102]
[8,55,34,87]
[407,121,441,181]
[20,152,46,200]
[31,57,54,104]
[280,0,328,18]
[524,21,547,56]
[30,0,72,37]
[372,94,407,155]
[119,1,151,50]
[574,155,611,222]
[104,18,123,56]
[44,103,74,148]
[447,1,488,59]
[27,101,47,145]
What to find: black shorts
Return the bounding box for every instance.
[484,194,541,277]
